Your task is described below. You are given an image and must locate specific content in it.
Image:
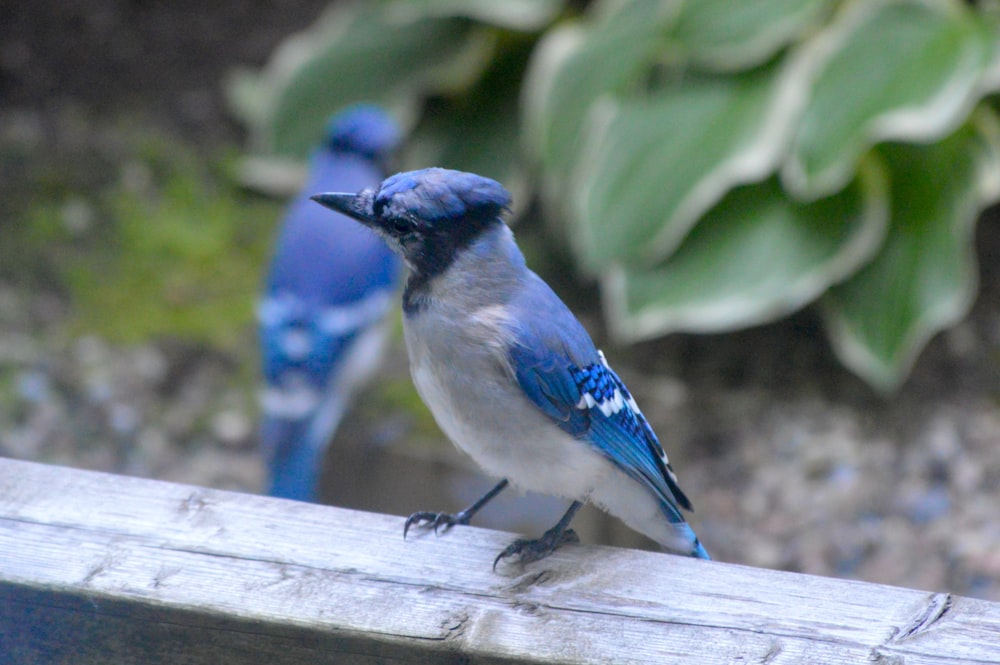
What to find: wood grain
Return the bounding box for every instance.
[0,458,997,664]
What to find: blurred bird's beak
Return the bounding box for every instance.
[310,192,376,226]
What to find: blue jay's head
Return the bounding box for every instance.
[311,167,511,280]
[324,104,400,161]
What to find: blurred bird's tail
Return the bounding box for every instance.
[260,389,347,501]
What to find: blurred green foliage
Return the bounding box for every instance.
[228,0,1000,392]
[11,139,280,351]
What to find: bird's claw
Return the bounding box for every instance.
[493,528,579,571]
[403,510,468,538]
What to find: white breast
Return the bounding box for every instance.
[394,228,682,549]
[404,302,613,502]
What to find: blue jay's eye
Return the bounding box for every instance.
[385,216,413,236]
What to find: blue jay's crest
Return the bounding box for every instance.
[325,104,400,161]
[313,168,512,302]
[373,168,511,224]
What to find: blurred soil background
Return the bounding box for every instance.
[2,0,1000,601]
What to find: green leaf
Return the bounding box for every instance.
[603,159,889,340]
[670,0,836,71]
[226,66,273,131]
[822,111,1000,392]
[232,155,308,198]
[522,2,671,178]
[523,3,676,238]
[981,4,1000,93]
[573,59,803,272]
[385,0,566,31]
[784,0,995,199]
[229,4,496,157]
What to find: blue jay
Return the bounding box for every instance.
[312,168,709,566]
[259,105,401,501]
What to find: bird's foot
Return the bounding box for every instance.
[493,527,579,571]
[404,510,470,538]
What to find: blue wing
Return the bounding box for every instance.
[508,276,693,523]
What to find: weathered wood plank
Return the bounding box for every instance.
[0,458,997,664]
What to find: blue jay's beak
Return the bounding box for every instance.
[310,192,376,226]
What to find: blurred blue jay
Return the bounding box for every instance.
[312,168,709,567]
[259,105,401,501]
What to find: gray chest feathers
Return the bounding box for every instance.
[399,230,621,500]
[400,232,535,464]
[402,271,616,500]
[404,282,519,443]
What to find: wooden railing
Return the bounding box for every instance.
[1,457,997,664]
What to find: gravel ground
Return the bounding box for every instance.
[3,1,1000,603]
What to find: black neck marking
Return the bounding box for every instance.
[401,215,503,315]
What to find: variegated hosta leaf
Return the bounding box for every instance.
[385,0,566,31]
[981,5,1000,93]
[670,0,836,72]
[603,159,888,341]
[227,4,495,157]
[573,58,806,273]
[233,156,308,198]
[822,110,1000,392]
[784,0,995,199]
[522,3,674,238]
[522,2,673,178]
